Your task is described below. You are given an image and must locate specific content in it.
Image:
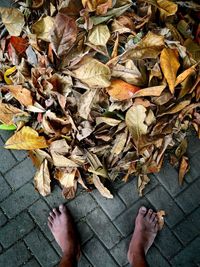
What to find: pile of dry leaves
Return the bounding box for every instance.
[0,0,199,199]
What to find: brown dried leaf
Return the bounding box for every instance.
[138,174,150,196]
[32,16,54,42]
[50,13,77,57]
[3,85,33,106]
[133,85,166,98]
[93,174,113,198]
[179,156,189,185]
[34,159,51,196]
[0,103,28,125]
[156,210,165,230]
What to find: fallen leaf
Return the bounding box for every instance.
[138,174,150,196]
[29,149,52,169]
[73,57,111,88]
[159,100,191,116]
[3,85,33,106]
[144,0,177,19]
[55,168,77,199]
[0,103,27,125]
[125,105,148,144]
[34,159,51,196]
[122,31,165,60]
[10,37,28,54]
[82,0,112,14]
[50,13,77,57]
[160,48,180,93]
[88,24,110,46]
[4,66,17,85]
[32,16,54,42]
[93,174,113,198]
[175,64,197,87]
[132,85,166,98]
[96,117,121,126]
[78,89,97,119]
[106,79,140,100]
[5,126,48,150]
[0,8,25,36]
[51,152,79,168]
[179,156,189,185]
[156,210,165,230]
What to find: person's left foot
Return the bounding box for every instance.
[48,204,80,260]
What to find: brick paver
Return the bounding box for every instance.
[0,131,200,266]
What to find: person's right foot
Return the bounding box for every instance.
[127,206,159,265]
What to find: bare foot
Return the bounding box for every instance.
[127,206,159,266]
[48,204,80,260]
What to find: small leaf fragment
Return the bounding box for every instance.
[157,210,166,230]
[179,156,189,185]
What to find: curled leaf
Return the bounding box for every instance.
[179,156,189,185]
[34,159,51,196]
[93,174,113,198]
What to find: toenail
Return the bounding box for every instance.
[149,209,153,213]
[141,206,146,212]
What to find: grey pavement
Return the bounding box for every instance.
[0,129,200,267]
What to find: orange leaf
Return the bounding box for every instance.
[10,36,28,54]
[107,79,140,100]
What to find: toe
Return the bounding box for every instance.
[146,209,153,221]
[48,221,52,230]
[49,211,55,219]
[53,208,60,217]
[150,212,157,222]
[138,206,147,216]
[59,204,66,213]
[48,216,53,224]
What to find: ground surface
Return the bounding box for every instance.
[0,129,200,267]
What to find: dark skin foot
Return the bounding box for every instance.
[127,206,159,267]
[48,204,80,266]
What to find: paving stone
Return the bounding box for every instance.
[24,229,59,267]
[0,212,35,248]
[0,173,11,202]
[29,199,54,241]
[175,178,200,214]
[67,192,97,221]
[0,209,7,227]
[155,225,182,260]
[79,254,92,267]
[113,198,149,237]
[77,220,93,244]
[155,160,187,197]
[0,210,7,227]
[147,246,171,267]
[173,207,200,245]
[86,207,122,249]
[170,237,200,267]
[187,134,200,156]
[0,138,16,174]
[4,158,35,190]
[83,238,118,267]
[1,183,39,218]
[91,189,126,220]
[45,184,67,208]
[0,130,13,141]
[118,175,158,206]
[23,258,40,267]
[51,240,62,257]
[0,242,30,267]
[146,185,185,227]
[110,235,131,266]
[186,153,200,183]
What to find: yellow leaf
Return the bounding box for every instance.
[4,66,16,85]
[88,24,110,46]
[160,48,180,93]
[82,0,112,14]
[29,149,52,169]
[144,0,177,19]
[3,85,33,106]
[32,16,54,42]
[106,79,140,100]
[175,64,197,87]
[0,103,27,125]
[5,126,48,150]
[125,105,148,143]
[0,8,25,36]
[73,57,111,88]
[34,159,51,196]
